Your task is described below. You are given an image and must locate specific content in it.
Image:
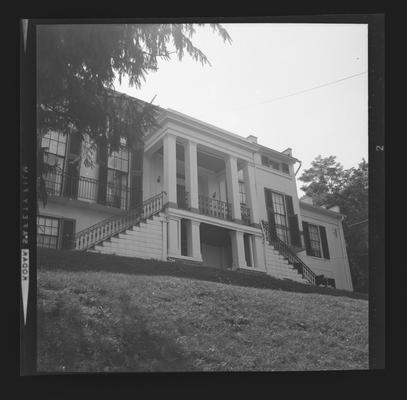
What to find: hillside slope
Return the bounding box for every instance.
[37,256,368,372]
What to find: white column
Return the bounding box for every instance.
[187,220,202,260]
[243,162,259,226]
[163,133,177,208]
[185,140,199,212]
[225,155,242,221]
[142,153,151,201]
[230,230,247,269]
[167,216,181,257]
[252,235,266,271]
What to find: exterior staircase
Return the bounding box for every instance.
[261,220,328,286]
[74,192,167,260]
[264,243,309,283]
[91,213,166,260]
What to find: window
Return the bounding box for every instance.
[281,163,290,174]
[271,192,289,244]
[106,145,129,208]
[108,146,129,172]
[41,131,67,157]
[261,155,282,171]
[41,131,68,196]
[302,222,330,259]
[239,181,247,205]
[37,216,59,248]
[107,169,128,208]
[307,224,322,258]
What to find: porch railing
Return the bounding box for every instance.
[74,191,167,251]
[43,170,131,210]
[261,220,323,286]
[198,195,232,221]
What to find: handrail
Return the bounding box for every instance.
[261,220,321,285]
[74,191,167,251]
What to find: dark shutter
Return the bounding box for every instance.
[288,215,302,247]
[302,221,312,256]
[97,142,108,205]
[264,188,273,209]
[284,195,294,216]
[284,195,301,247]
[264,189,277,241]
[129,142,143,209]
[63,133,82,199]
[319,226,330,259]
[267,210,277,241]
[60,219,75,249]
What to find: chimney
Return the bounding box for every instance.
[328,205,340,213]
[246,135,258,144]
[282,147,292,156]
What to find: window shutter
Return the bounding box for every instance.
[264,188,273,210]
[288,215,302,247]
[97,142,108,205]
[284,195,294,216]
[319,226,330,259]
[129,142,144,209]
[63,133,82,199]
[60,219,75,249]
[302,221,312,256]
[268,209,278,241]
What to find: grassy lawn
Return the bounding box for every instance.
[38,259,368,372]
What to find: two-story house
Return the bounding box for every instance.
[37,94,354,291]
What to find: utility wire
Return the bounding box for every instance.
[254,71,368,106]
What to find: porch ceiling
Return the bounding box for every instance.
[156,144,226,172]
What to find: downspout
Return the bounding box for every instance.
[294,160,302,176]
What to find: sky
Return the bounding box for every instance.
[114,23,368,195]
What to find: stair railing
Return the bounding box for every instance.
[261,220,321,285]
[74,191,167,251]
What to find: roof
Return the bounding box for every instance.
[300,200,345,219]
[112,89,301,164]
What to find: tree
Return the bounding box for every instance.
[37,23,231,205]
[299,156,369,292]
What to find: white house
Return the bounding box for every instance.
[37,95,353,291]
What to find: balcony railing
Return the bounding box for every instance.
[42,170,130,210]
[198,195,232,221]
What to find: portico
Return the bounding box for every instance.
[144,122,264,271]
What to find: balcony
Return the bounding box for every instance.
[176,188,252,225]
[42,170,130,210]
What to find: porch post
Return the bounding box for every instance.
[167,215,181,257]
[184,140,199,212]
[243,162,260,227]
[225,155,242,221]
[230,230,247,269]
[252,235,266,271]
[187,220,202,260]
[163,133,177,208]
[142,153,151,201]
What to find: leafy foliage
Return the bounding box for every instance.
[37,23,231,205]
[299,156,368,292]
